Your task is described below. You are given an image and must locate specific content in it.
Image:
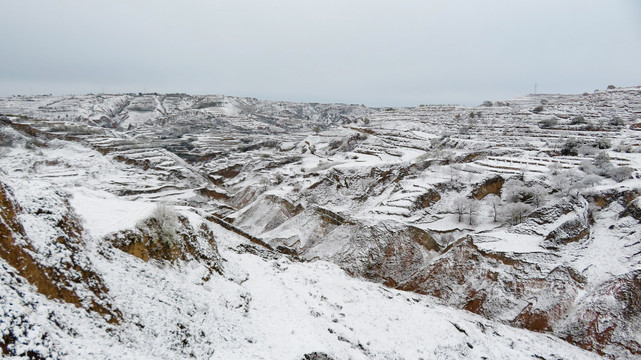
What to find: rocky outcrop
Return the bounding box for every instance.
[198,187,230,200]
[228,185,266,209]
[0,181,121,324]
[263,207,440,286]
[527,197,577,225]
[314,207,350,226]
[413,188,441,209]
[558,270,641,358]
[211,164,243,185]
[398,237,584,336]
[233,194,304,234]
[584,188,639,209]
[302,220,440,287]
[259,207,346,255]
[302,352,335,360]
[620,197,641,222]
[511,265,585,332]
[471,175,504,200]
[306,165,412,206]
[393,234,641,358]
[105,211,223,279]
[543,215,590,248]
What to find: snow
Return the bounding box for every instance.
[412,130,439,140]
[69,188,156,238]
[80,220,601,360]
[2,209,602,359]
[561,205,641,284]
[475,230,547,253]
[3,88,641,359]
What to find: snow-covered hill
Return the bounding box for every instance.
[1,86,641,359]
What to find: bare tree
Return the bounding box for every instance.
[486,194,501,222]
[593,151,612,175]
[503,202,533,225]
[466,198,479,225]
[529,184,547,207]
[580,174,601,188]
[548,162,563,175]
[453,196,468,222]
[502,178,526,203]
[550,170,582,195]
[138,203,180,246]
[611,166,634,182]
[449,165,462,187]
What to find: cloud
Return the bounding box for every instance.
[1,0,640,106]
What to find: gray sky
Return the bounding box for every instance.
[1,0,640,106]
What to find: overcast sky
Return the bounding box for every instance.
[1,0,640,106]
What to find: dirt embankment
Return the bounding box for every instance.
[0,181,121,324]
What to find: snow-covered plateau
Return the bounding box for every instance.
[1,87,641,359]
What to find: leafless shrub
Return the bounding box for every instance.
[138,203,180,246]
